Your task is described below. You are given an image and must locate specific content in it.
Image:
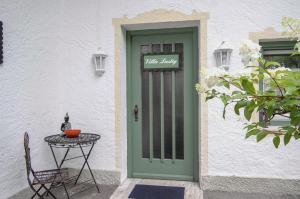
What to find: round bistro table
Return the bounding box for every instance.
[44,133,101,194]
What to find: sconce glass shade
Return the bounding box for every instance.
[214,41,233,70]
[93,49,107,76]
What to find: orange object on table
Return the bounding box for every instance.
[64,129,81,138]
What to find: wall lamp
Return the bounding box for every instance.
[214,41,233,71]
[93,48,107,76]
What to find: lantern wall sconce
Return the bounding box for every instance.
[214,41,233,71]
[92,48,107,76]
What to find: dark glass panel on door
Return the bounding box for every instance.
[152,44,161,159]
[141,45,150,158]
[163,43,173,159]
[175,43,184,159]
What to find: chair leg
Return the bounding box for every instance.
[30,185,43,199]
[48,191,57,199]
[40,184,57,199]
[61,182,70,199]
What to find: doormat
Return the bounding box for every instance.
[128,184,185,199]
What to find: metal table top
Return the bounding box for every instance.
[44,133,101,147]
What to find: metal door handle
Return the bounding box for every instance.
[134,105,139,121]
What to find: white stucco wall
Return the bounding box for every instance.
[0,1,116,198]
[1,0,300,198]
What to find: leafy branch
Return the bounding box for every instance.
[196,17,300,148]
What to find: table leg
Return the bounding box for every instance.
[74,143,94,184]
[59,147,70,168]
[50,146,70,169]
[49,145,71,199]
[74,143,100,193]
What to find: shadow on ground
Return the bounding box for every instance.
[203,191,300,199]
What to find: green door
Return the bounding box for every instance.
[127,28,198,181]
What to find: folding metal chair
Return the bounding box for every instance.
[24,132,70,199]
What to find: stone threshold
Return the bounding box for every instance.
[110,178,202,199]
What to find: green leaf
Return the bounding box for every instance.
[294,132,300,140]
[245,129,260,139]
[257,58,266,66]
[285,87,297,95]
[244,123,258,130]
[232,81,242,89]
[256,132,268,142]
[263,90,276,96]
[244,101,256,121]
[256,104,265,112]
[258,73,264,80]
[281,126,295,132]
[223,81,230,89]
[241,79,256,95]
[234,101,247,115]
[284,132,292,145]
[220,94,230,106]
[290,109,300,126]
[205,95,214,101]
[266,107,274,119]
[222,103,229,119]
[273,136,280,148]
[283,99,300,106]
[232,91,242,95]
[265,61,281,68]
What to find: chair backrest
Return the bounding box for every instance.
[24,132,32,177]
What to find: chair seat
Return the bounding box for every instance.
[33,168,69,185]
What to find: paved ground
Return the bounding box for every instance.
[8,183,118,199]
[203,191,300,199]
[9,182,300,199]
[110,178,300,199]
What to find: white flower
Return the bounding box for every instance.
[205,76,220,88]
[204,68,228,88]
[267,67,291,78]
[197,68,228,90]
[231,68,252,78]
[239,40,262,66]
[195,83,206,93]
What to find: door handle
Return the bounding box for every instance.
[134,105,139,121]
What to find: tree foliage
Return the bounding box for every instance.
[196,17,300,148]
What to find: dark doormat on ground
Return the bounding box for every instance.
[128,184,185,199]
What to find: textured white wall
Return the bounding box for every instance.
[0,0,300,198]
[0,0,115,198]
[0,1,65,198]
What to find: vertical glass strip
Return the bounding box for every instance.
[160,43,165,161]
[152,44,161,159]
[152,72,161,159]
[175,43,184,159]
[160,71,165,161]
[163,44,173,159]
[164,71,172,159]
[171,71,176,162]
[149,72,153,162]
[142,71,150,158]
[171,43,176,162]
[141,45,150,158]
